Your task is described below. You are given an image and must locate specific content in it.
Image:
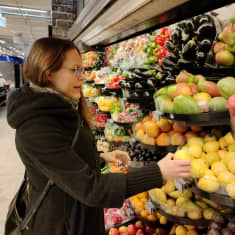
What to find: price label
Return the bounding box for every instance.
[174,178,188,193]
[127,207,135,216]
[153,111,161,121]
[145,200,156,215]
[120,98,126,110]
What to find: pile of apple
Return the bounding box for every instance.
[174,131,235,199]
[108,220,168,235]
[149,180,220,221]
[129,192,168,224]
[134,112,204,146]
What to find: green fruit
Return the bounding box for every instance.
[231,13,235,24]
[217,77,235,98]
[173,95,201,114]
[147,47,153,55]
[154,95,171,111]
[215,50,235,66]
[148,56,158,63]
[143,45,149,52]
[208,97,228,112]
[155,87,168,97]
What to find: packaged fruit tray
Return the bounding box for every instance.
[161,111,230,126]
[189,182,235,209]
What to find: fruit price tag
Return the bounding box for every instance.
[153,111,161,121]
[127,207,135,216]
[174,178,187,193]
[120,98,126,110]
[145,200,156,215]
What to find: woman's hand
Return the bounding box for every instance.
[100,150,131,168]
[158,153,191,180]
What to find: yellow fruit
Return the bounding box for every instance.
[138,192,148,198]
[183,189,193,199]
[218,150,227,160]
[159,216,168,224]
[224,132,235,145]
[169,190,183,199]
[228,159,235,174]
[136,201,145,210]
[226,182,235,199]
[165,180,176,194]
[219,137,227,149]
[187,137,204,146]
[203,141,219,153]
[218,171,235,184]
[174,150,192,160]
[187,210,202,220]
[176,225,187,235]
[136,129,145,141]
[223,152,235,166]
[167,199,176,207]
[143,120,160,138]
[195,201,208,209]
[176,197,188,207]
[185,225,195,231]
[204,152,220,167]
[140,209,149,219]
[204,135,216,142]
[211,161,227,177]
[198,175,219,193]
[140,197,148,203]
[188,144,202,158]
[191,159,208,178]
[147,214,157,222]
[228,143,235,152]
[186,230,198,235]
[203,208,216,220]
[149,188,167,203]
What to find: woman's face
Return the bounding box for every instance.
[47,48,83,100]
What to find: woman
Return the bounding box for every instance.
[7,37,191,235]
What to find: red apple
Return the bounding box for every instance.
[135,221,144,230]
[109,227,119,235]
[145,225,155,235]
[136,229,145,235]
[127,224,136,235]
[191,126,202,132]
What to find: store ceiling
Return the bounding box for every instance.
[0,0,51,57]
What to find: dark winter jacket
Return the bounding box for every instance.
[7,86,163,235]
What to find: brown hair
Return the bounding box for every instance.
[23,37,93,127]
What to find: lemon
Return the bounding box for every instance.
[228,159,235,174]
[228,143,235,152]
[224,132,235,145]
[223,151,235,167]
[204,135,217,142]
[197,175,219,193]
[188,144,202,158]
[211,161,227,177]
[203,141,219,153]
[204,152,220,167]
[219,137,227,149]
[174,150,192,160]
[187,137,204,146]
[218,171,235,184]
[226,182,235,199]
[176,225,187,235]
[191,159,208,178]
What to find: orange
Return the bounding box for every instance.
[147,214,157,222]
[140,210,149,219]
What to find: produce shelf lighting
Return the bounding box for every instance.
[0,5,48,13]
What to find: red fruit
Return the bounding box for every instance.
[191,126,203,132]
[136,229,145,235]
[154,35,165,46]
[203,81,221,97]
[145,225,155,235]
[213,42,227,54]
[188,83,198,95]
[173,122,188,133]
[135,221,144,230]
[215,50,235,66]
[221,24,235,45]
[228,94,235,115]
[127,224,136,235]
[109,227,119,235]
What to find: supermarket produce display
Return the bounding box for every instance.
[78,3,235,235]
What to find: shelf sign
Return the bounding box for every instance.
[145,200,156,215]
[174,178,188,193]
[0,13,6,27]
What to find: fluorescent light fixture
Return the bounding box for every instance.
[0,40,5,44]
[0,11,50,19]
[0,5,48,13]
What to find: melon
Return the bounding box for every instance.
[208,97,228,112]
[217,77,235,98]
[173,95,200,114]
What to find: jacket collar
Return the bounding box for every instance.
[30,83,79,110]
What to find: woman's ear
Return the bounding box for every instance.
[46,72,53,82]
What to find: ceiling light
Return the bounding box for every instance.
[0,11,50,19]
[0,5,48,13]
[0,39,5,44]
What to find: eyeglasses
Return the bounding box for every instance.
[61,66,85,79]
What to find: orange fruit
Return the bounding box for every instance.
[147,214,157,222]
[140,210,149,219]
